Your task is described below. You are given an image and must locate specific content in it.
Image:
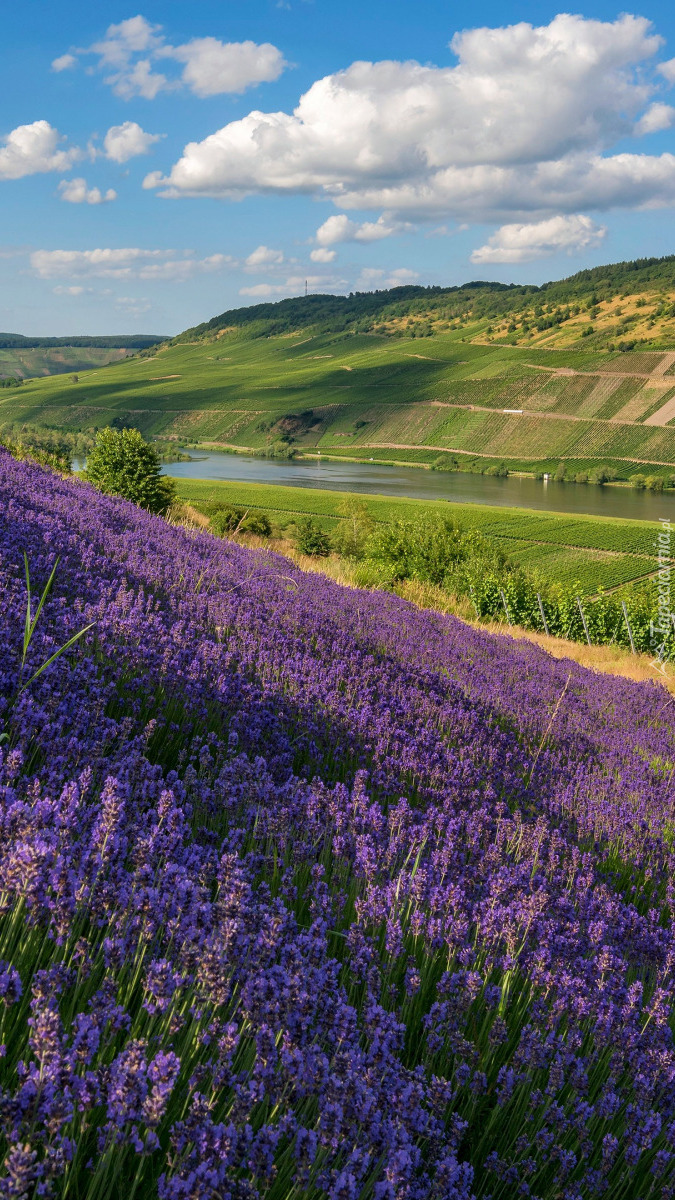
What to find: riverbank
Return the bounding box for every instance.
[182,439,675,484]
[165,446,675,522]
[9,320,675,486]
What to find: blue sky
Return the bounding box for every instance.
[2,0,675,335]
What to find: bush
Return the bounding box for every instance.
[83,427,176,514]
[295,518,331,556]
[239,512,272,537]
[368,516,508,589]
[588,467,617,485]
[431,455,459,472]
[210,506,245,536]
[630,473,647,490]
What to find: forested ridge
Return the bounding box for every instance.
[176,254,675,345]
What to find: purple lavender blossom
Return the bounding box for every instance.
[2,449,675,1197]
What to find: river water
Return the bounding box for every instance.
[164,451,675,522]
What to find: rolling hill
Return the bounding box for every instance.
[0,333,165,381]
[3,255,675,475]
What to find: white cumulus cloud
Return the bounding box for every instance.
[52,53,77,72]
[0,121,80,181]
[103,122,163,163]
[63,15,286,100]
[634,102,675,135]
[245,245,285,268]
[239,283,287,298]
[310,247,336,263]
[356,266,419,288]
[470,214,607,264]
[58,178,117,205]
[315,214,406,246]
[163,37,286,98]
[145,14,675,225]
[30,248,233,281]
[240,273,346,298]
[52,285,88,296]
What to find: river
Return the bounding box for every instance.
[163,451,675,522]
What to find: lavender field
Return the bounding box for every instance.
[3,448,675,1199]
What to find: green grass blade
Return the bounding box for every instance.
[22,553,31,661]
[19,622,95,693]
[22,554,60,667]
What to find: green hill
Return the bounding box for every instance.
[0,333,165,382]
[177,255,675,350]
[3,256,675,475]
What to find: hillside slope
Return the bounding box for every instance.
[3,450,675,1197]
[4,256,675,473]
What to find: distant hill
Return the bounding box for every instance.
[0,333,166,382]
[177,255,675,352]
[0,333,165,350]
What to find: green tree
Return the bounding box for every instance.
[294,518,331,557]
[331,497,374,560]
[84,427,175,514]
[645,474,665,492]
[210,507,272,538]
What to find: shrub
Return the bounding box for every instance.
[369,516,508,589]
[83,428,176,514]
[645,475,664,492]
[210,506,245,536]
[295,518,331,556]
[239,512,272,537]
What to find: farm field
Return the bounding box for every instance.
[175,476,662,592]
[5,450,675,1198]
